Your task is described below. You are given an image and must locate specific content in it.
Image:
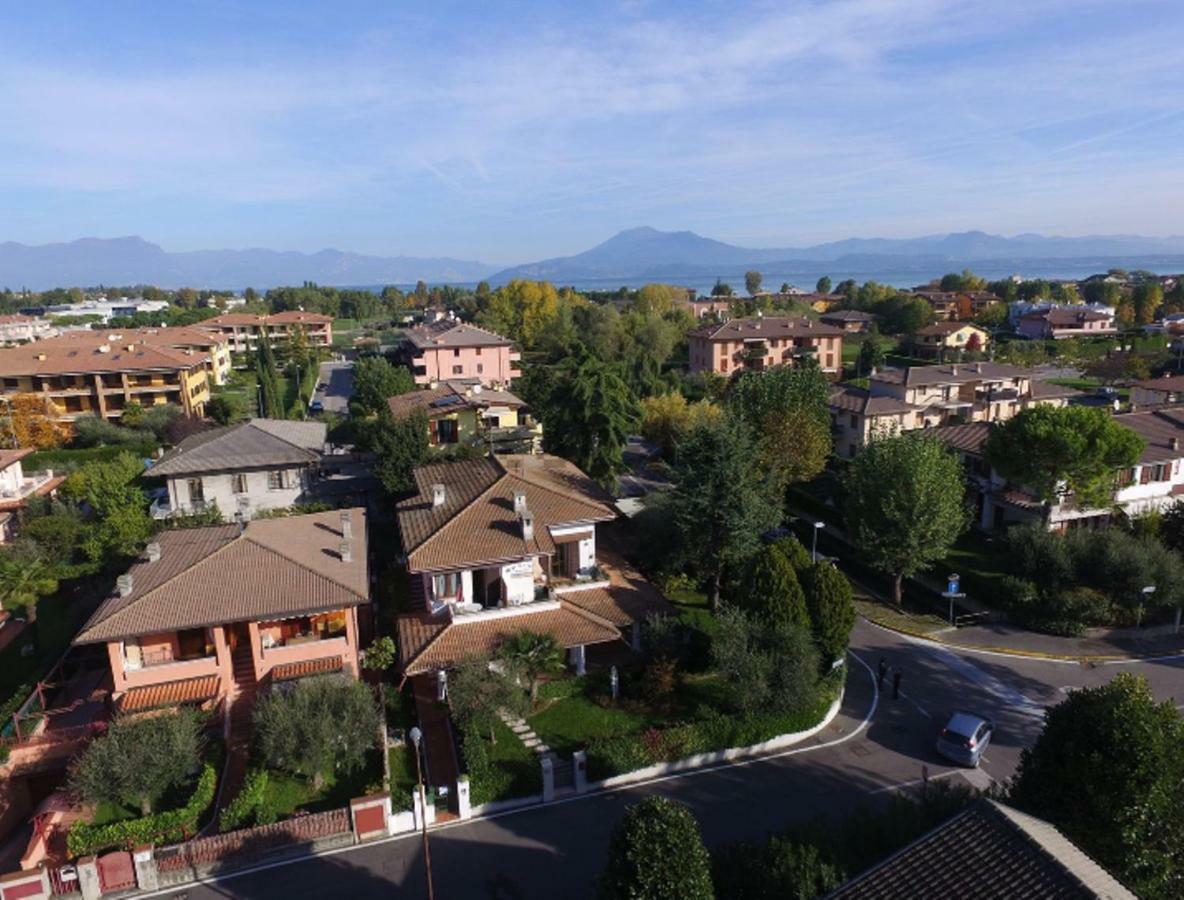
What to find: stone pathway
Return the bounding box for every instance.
[499,711,552,759]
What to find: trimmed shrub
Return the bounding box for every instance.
[67,762,217,856]
[218,768,271,832]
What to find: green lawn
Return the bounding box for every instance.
[841,333,896,364]
[528,678,650,755]
[464,718,543,806]
[24,442,159,473]
[934,529,1014,605]
[257,749,383,821]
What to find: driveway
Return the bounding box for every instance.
[316,361,353,415]
[153,620,1183,899]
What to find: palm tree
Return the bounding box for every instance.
[0,558,58,624]
[497,631,566,704]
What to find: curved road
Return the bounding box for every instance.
[154,620,1183,899]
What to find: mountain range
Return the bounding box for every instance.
[4,228,1184,291]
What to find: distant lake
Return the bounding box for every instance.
[365,255,1184,294]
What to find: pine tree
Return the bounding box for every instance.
[738,544,809,627]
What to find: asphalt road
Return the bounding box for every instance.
[157,621,1184,900]
[317,361,353,416]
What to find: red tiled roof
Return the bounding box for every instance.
[396,603,621,676]
[691,316,844,341]
[115,675,221,713]
[0,448,33,469]
[270,656,343,682]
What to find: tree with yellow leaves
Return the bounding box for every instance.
[0,394,68,449]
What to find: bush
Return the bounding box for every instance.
[600,797,713,900]
[586,734,653,781]
[219,768,271,832]
[67,762,217,856]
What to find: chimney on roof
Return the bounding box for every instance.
[431,483,446,507]
[98,344,110,354]
[472,383,482,395]
[976,363,983,373]
[116,574,134,598]
[950,364,958,376]
[513,490,527,513]
[145,542,161,563]
[36,352,46,361]
[521,511,534,542]
[340,510,352,540]
[1171,437,1180,452]
[339,541,352,563]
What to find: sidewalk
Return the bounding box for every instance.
[858,596,1184,661]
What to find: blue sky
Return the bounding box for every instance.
[1,0,1182,263]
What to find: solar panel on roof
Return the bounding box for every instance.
[430,395,464,408]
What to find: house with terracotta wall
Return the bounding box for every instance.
[687,315,844,377]
[399,319,521,387]
[73,508,368,717]
[393,454,669,681]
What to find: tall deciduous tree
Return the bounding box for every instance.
[369,408,429,495]
[479,280,561,348]
[858,336,886,376]
[727,364,833,491]
[744,271,763,296]
[350,357,415,416]
[816,276,832,294]
[985,406,1145,511]
[1010,673,1183,899]
[712,607,819,715]
[843,432,968,606]
[70,710,204,815]
[667,417,781,611]
[63,452,152,563]
[600,797,714,900]
[540,346,636,488]
[254,676,380,791]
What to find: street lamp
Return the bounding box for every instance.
[1138,585,1156,629]
[812,521,825,563]
[408,726,435,900]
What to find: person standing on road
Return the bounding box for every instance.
[877,658,888,689]
[892,670,902,700]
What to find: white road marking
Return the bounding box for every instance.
[137,653,885,898]
[895,688,933,719]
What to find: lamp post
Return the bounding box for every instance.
[812,521,825,563]
[408,726,435,900]
[1138,585,1156,629]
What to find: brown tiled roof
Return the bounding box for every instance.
[929,422,992,455]
[386,381,525,420]
[820,309,877,322]
[75,508,368,643]
[396,602,620,675]
[829,800,1135,899]
[203,313,267,326]
[149,418,325,476]
[267,311,332,325]
[1113,408,1184,464]
[270,656,343,682]
[1025,308,1113,326]
[828,386,919,417]
[90,326,228,352]
[556,549,671,626]
[691,316,844,341]
[1133,374,1184,393]
[397,455,615,573]
[0,332,209,377]
[0,448,33,469]
[873,363,1029,388]
[115,675,221,713]
[404,320,514,350]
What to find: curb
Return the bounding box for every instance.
[859,613,1182,664]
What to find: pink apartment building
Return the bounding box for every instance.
[1016,308,1117,340]
[200,311,333,353]
[73,508,367,716]
[401,319,521,387]
[687,316,844,377]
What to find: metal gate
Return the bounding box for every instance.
[96,851,136,894]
